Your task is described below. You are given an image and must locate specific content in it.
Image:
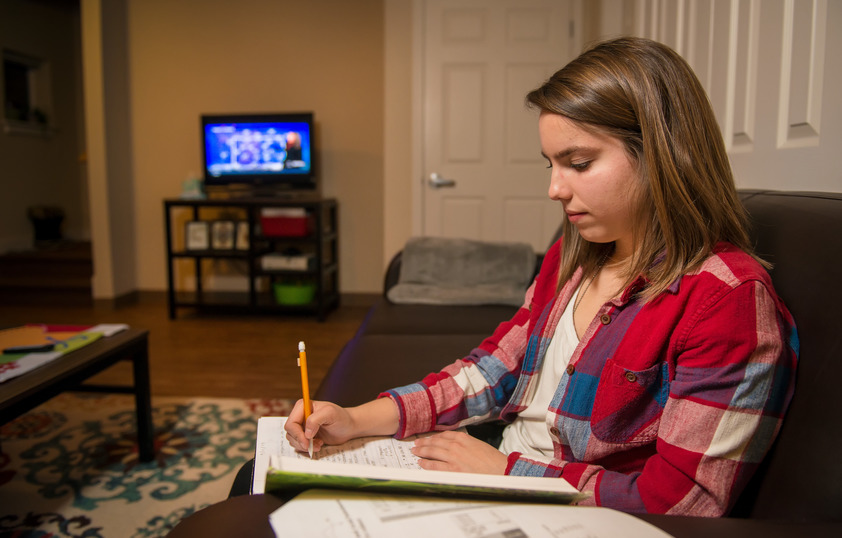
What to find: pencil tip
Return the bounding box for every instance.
[298,341,305,352]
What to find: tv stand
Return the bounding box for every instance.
[249,191,319,201]
[250,190,293,198]
[205,186,320,201]
[163,197,338,320]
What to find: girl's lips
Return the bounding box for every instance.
[566,211,586,223]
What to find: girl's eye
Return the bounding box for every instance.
[571,161,591,171]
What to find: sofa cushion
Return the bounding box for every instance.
[730,191,842,521]
[314,333,487,407]
[363,298,518,336]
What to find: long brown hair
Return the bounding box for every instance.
[526,37,761,300]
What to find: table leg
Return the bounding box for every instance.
[132,337,155,462]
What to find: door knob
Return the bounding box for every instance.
[428,173,456,189]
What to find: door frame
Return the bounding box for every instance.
[411,0,426,237]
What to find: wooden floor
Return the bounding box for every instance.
[0,294,373,400]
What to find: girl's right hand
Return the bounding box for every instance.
[283,399,354,454]
[283,397,400,454]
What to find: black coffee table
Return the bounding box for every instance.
[0,327,154,461]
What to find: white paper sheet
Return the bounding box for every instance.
[86,323,129,337]
[268,489,674,538]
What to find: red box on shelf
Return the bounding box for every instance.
[260,208,311,237]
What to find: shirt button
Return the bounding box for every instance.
[625,371,637,383]
[566,364,575,375]
[550,427,560,437]
[600,314,611,325]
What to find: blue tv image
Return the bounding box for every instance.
[204,121,311,177]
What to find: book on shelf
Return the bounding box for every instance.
[253,416,588,504]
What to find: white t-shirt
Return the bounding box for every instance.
[498,287,579,458]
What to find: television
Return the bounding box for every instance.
[201,112,316,195]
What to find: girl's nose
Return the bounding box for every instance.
[548,172,570,201]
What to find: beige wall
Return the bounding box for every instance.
[82,0,137,298]
[0,0,85,252]
[102,0,136,296]
[382,0,415,268]
[128,0,385,293]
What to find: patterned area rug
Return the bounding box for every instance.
[0,393,293,537]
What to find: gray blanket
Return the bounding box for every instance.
[386,237,536,307]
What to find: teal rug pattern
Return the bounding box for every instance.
[0,393,293,537]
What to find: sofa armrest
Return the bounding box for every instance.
[383,251,403,297]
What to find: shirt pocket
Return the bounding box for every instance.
[590,359,670,445]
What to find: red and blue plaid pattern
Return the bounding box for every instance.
[383,239,798,517]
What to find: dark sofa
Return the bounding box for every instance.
[315,190,842,534]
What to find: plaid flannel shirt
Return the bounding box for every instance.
[383,239,798,516]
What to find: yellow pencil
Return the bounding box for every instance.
[297,340,314,458]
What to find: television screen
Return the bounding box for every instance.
[201,112,315,191]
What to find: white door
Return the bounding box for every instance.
[631,0,841,193]
[421,0,579,251]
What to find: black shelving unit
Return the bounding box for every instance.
[163,197,339,320]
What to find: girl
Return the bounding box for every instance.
[285,37,798,517]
